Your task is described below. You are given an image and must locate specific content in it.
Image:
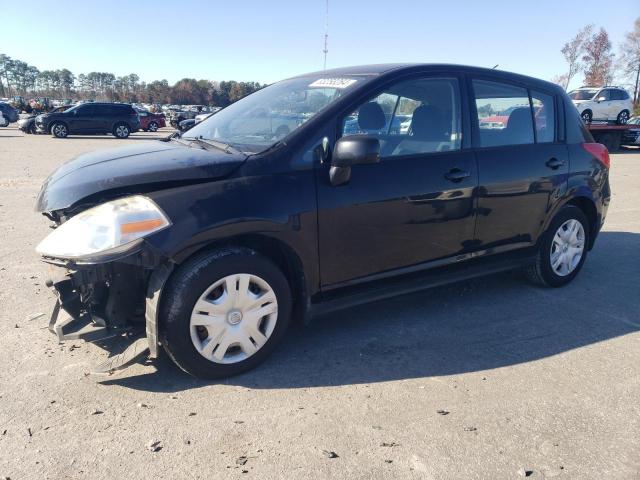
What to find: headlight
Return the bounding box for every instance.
[36,195,170,260]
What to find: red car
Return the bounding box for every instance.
[137,110,166,132]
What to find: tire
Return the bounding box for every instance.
[113,123,130,138]
[50,122,68,138]
[581,110,592,123]
[28,123,37,134]
[525,205,589,288]
[616,110,630,125]
[160,247,293,379]
[148,121,159,132]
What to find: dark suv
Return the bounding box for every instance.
[35,64,610,378]
[35,102,141,138]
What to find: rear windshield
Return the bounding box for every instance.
[569,89,598,101]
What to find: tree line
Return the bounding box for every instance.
[0,54,264,107]
[555,17,640,104]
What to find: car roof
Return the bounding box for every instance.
[291,63,562,91]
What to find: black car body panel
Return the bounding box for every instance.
[34,64,611,368]
[0,102,19,123]
[36,141,247,212]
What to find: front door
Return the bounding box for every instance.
[316,75,478,287]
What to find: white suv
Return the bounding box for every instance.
[569,86,634,124]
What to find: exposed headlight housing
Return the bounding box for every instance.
[36,195,170,261]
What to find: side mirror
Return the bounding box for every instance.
[332,135,380,167]
[330,135,380,186]
[597,96,606,103]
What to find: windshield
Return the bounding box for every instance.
[569,89,598,101]
[183,75,367,153]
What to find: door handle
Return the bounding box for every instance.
[545,158,565,169]
[444,168,471,182]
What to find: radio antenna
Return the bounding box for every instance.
[323,0,329,70]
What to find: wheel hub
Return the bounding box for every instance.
[227,309,243,325]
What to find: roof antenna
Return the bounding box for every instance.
[492,64,499,69]
[323,0,329,70]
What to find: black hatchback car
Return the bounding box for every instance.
[35,102,141,138]
[35,64,610,378]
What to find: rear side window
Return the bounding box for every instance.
[531,91,555,143]
[473,80,534,147]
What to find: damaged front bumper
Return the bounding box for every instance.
[43,247,173,373]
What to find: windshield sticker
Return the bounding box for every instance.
[309,78,357,89]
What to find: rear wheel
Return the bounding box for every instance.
[525,206,589,287]
[617,110,630,125]
[50,122,68,138]
[113,123,130,138]
[581,110,592,123]
[148,121,159,132]
[160,248,293,379]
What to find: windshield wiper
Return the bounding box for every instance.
[186,136,244,156]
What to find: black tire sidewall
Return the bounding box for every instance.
[538,206,590,287]
[160,249,293,379]
[581,110,592,123]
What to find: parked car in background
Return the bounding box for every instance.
[18,105,73,134]
[36,102,141,138]
[0,102,20,123]
[569,86,633,124]
[178,118,196,131]
[35,64,610,379]
[137,109,166,132]
[621,116,640,146]
[0,111,7,127]
[169,105,215,127]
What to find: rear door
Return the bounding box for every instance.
[471,78,568,251]
[316,74,478,287]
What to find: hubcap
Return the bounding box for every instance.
[149,123,157,131]
[189,273,278,364]
[619,111,629,123]
[116,126,128,137]
[550,219,585,277]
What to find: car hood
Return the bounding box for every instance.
[36,140,246,212]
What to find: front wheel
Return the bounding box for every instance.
[113,123,130,138]
[51,122,68,138]
[581,110,592,123]
[160,248,293,379]
[525,206,589,287]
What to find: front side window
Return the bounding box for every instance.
[531,91,555,143]
[341,77,462,157]
[473,80,534,147]
[183,75,370,153]
[597,89,610,101]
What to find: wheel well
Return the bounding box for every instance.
[566,197,598,249]
[176,235,308,316]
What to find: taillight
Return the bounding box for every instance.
[582,142,610,169]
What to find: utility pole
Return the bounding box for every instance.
[323,0,329,70]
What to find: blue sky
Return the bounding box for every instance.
[0,0,637,89]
